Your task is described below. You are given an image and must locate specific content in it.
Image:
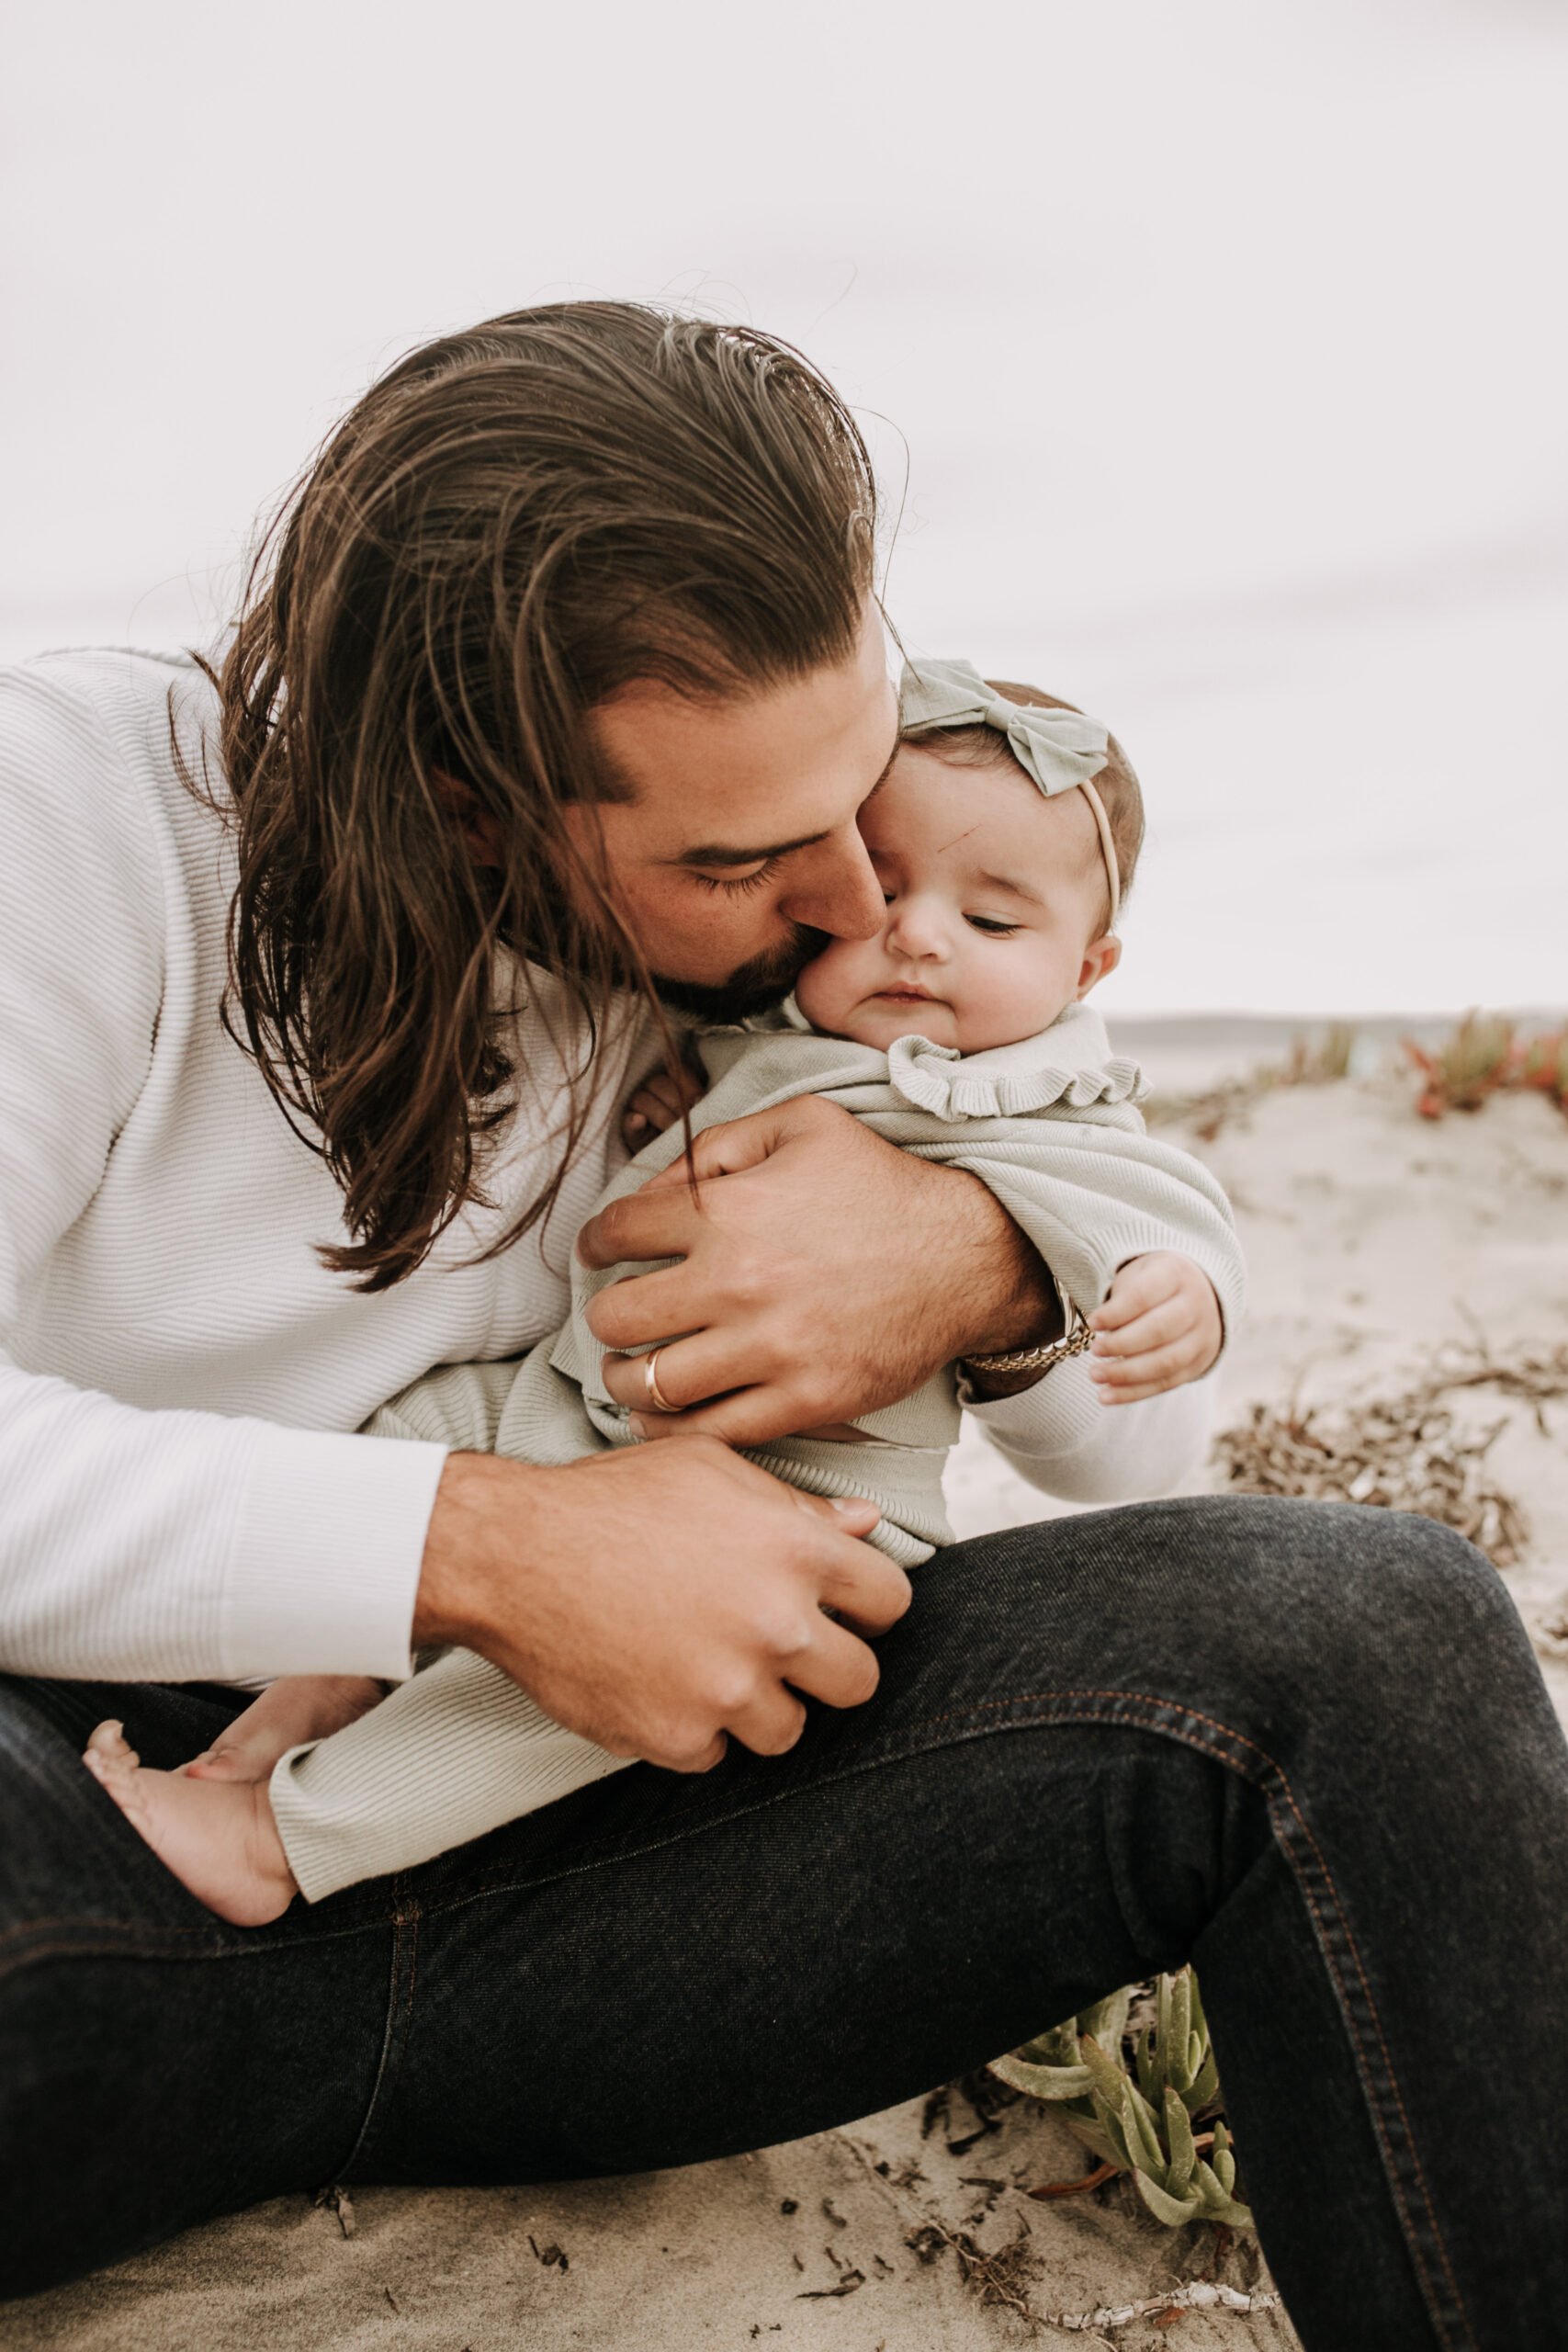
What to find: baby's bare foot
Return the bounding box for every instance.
[83,1721,299,1926]
[186,1673,385,1785]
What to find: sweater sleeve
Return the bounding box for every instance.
[963,1358,1215,1501]
[0,669,446,1683]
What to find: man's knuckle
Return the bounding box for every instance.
[705,1666,759,1717]
[726,1263,771,1312]
[761,1609,814,1661]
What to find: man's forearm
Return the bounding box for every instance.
[937,1165,1065,1380]
[412,1449,527,1652]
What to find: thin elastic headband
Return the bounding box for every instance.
[897,655,1120,932]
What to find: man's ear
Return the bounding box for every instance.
[432,771,507,867]
[1075,933,1122,998]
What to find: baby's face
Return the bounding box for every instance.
[794,742,1114,1056]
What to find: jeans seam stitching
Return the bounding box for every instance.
[339,1882,420,2179]
[0,1900,412,1980]
[1258,1771,1470,2346]
[955,1691,1472,2349]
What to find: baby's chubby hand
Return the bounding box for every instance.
[621,1060,706,1153]
[1087,1250,1221,1405]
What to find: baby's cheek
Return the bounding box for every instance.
[794,947,860,1032]
[978,957,1059,1037]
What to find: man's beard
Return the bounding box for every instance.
[649,923,829,1024]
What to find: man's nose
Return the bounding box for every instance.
[778,824,886,940]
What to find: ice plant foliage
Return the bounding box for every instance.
[990,1969,1254,2231]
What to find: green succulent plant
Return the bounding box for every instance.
[989,1967,1254,2232]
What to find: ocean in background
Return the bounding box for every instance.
[3,0,1563,1017]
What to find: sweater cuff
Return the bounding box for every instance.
[959,1353,1105,1459]
[222,1422,448,1681]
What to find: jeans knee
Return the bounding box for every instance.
[1189,1495,1534,1740]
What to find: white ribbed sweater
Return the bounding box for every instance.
[0,648,1213,1689]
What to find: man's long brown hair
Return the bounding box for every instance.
[201,304,877,1291]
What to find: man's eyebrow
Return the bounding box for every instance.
[976,869,1045,908]
[667,727,901,868]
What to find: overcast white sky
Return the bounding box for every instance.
[3,0,1564,1012]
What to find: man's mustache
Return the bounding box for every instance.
[649,923,829,1024]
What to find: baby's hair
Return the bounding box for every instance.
[908,679,1144,936]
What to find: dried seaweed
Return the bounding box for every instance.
[906,2216,1043,2327]
[1048,2280,1283,2330]
[1213,1343,1568,1570]
[1215,1393,1526,1565]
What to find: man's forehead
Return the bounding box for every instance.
[585,624,899,847]
[653,729,901,866]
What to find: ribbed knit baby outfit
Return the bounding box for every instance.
[270,1003,1246,1899]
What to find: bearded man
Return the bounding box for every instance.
[0,306,1562,2352]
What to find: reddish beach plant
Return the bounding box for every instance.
[1404,1012,1516,1118]
[1517,1028,1568,1114]
[1404,1013,1568,1121]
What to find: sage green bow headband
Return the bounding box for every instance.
[897,655,1121,931]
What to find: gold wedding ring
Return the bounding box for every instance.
[642,1347,676,1415]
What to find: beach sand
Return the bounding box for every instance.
[7,1034,1565,2350]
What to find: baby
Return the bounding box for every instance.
[85,659,1246,1923]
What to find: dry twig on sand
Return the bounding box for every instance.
[1047,2279,1283,2331]
[906,2216,1043,2328]
[1213,1341,1568,1571]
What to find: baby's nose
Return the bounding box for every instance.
[886,901,950,959]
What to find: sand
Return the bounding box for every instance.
[6,1029,1565,2349]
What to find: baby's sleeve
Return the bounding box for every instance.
[362,1356,529,1453]
[963,1356,1216,1502]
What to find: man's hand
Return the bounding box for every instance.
[579,1095,1058,1448]
[413,1440,909,1770]
[1088,1251,1222,1405]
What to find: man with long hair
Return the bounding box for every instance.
[0,306,1562,2350]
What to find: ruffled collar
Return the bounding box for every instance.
[773,996,1146,1123]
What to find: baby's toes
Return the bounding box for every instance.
[82,1721,159,1832]
[83,1719,141,1780]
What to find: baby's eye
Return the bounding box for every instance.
[965,913,1021,936]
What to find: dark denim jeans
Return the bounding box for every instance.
[1,1498,1563,2346]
